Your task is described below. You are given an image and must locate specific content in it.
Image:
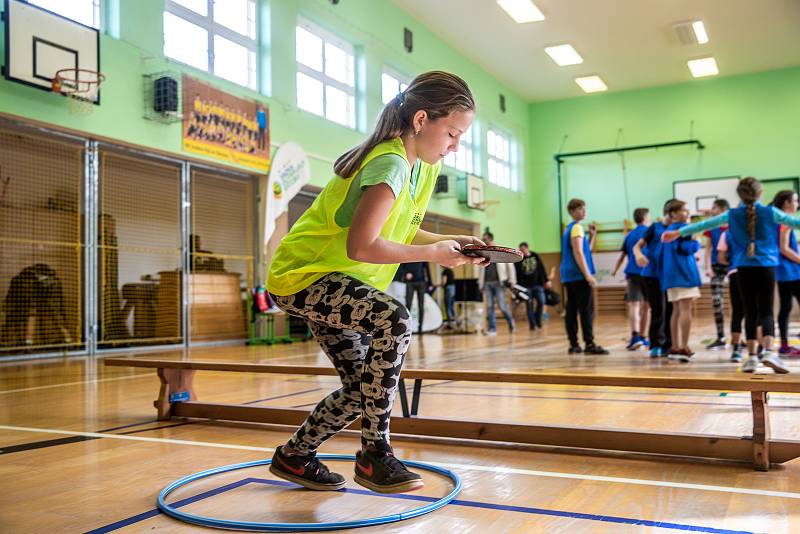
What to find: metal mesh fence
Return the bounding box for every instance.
[98,151,182,348]
[0,129,84,355]
[189,169,254,342]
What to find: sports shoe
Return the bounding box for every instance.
[626,335,644,351]
[741,356,760,373]
[354,447,424,494]
[649,347,663,358]
[568,345,582,354]
[642,338,650,348]
[584,344,609,355]
[269,446,346,491]
[730,348,743,363]
[779,345,800,356]
[706,338,726,350]
[486,330,497,337]
[761,351,790,374]
[668,349,692,363]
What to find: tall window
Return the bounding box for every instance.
[487,129,517,190]
[296,18,356,128]
[163,0,257,90]
[381,68,409,105]
[444,125,476,174]
[29,0,100,28]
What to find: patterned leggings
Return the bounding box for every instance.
[272,273,412,454]
[710,263,727,339]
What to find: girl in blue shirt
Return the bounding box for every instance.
[772,190,800,355]
[664,177,800,374]
[660,200,702,361]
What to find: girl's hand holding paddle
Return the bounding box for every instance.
[431,240,486,268]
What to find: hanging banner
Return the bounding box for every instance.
[182,75,270,172]
[264,141,312,244]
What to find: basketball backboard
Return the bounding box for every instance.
[3,0,100,102]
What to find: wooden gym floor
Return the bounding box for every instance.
[1,315,799,533]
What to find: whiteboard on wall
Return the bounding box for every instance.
[673,176,740,216]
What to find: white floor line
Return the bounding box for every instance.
[2,424,799,500]
[0,424,276,452]
[437,462,800,500]
[0,373,153,395]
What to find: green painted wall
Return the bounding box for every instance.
[528,67,800,252]
[0,0,532,242]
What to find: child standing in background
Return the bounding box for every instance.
[661,200,701,362]
[772,190,800,355]
[703,199,730,350]
[561,198,608,354]
[613,207,651,350]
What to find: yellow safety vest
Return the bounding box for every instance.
[267,137,439,296]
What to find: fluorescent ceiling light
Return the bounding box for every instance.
[575,75,607,93]
[687,56,718,78]
[692,20,709,44]
[497,0,545,23]
[544,44,583,66]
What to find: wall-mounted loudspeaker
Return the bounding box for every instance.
[404,28,413,53]
[153,76,178,113]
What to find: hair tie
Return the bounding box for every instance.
[396,91,406,106]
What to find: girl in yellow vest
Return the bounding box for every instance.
[266,71,485,494]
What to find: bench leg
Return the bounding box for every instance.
[410,379,423,416]
[154,368,197,421]
[398,378,410,418]
[751,391,770,471]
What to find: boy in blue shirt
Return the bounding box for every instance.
[633,199,676,358]
[560,198,608,355]
[661,200,702,362]
[613,208,651,350]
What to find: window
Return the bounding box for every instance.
[296,19,356,128]
[444,125,476,174]
[487,129,517,190]
[381,69,409,105]
[163,0,257,90]
[29,0,100,28]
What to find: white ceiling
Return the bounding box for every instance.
[392,0,800,101]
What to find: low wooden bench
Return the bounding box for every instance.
[105,357,800,471]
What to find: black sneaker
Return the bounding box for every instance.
[568,345,582,354]
[584,344,610,355]
[706,338,726,350]
[269,446,345,491]
[354,447,424,494]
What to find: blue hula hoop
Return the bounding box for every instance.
[157,453,461,532]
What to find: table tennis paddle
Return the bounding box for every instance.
[461,244,523,263]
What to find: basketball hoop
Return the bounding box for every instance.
[51,68,105,115]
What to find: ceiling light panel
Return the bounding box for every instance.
[497,0,545,23]
[687,56,719,78]
[545,44,583,66]
[575,75,608,93]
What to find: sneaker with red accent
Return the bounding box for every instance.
[778,345,800,356]
[269,446,345,491]
[354,447,424,494]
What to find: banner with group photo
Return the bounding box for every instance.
[182,75,270,172]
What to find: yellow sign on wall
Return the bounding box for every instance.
[182,75,270,172]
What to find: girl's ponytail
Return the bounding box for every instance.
[333,71,475,178]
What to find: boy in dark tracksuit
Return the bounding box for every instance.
[560,198,608,354]
[515,242,550,330]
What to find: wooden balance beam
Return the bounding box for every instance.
[105,357,800,471]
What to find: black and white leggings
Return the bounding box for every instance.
[272,272,412,454]
[709,263,727,339]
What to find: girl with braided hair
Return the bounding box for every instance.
[663,177,800,374]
